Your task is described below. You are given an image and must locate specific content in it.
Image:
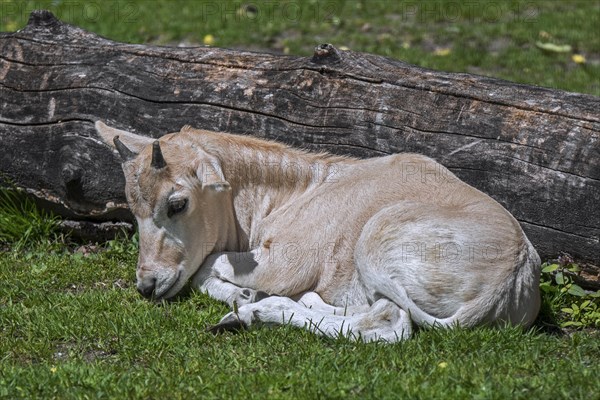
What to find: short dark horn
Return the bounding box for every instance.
[113,136,137,162]
[151,140,167,169]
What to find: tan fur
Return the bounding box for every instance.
[95,121,541,337]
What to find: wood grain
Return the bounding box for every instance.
[0,11,598,276]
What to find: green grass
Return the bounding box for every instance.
[0,0,598,95]
[0,189,58,251]
[1,244,599,399]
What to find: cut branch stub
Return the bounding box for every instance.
[311,43,342,65]
[27,9,58,27]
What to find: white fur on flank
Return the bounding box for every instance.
[95,121,541,342]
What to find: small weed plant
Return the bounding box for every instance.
[105,231,139,258]
[540,254,600,329]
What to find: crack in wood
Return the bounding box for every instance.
[504,155,599,182]
[0,54,95,67]
[0,117,94,127]
[307,141,391,155]
[520,220,599,241]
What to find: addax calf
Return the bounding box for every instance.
[96,121,541,342]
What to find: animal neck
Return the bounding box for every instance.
[196,131,346,247]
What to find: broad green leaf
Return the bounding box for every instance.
[580,300,591,309]
[572,303,579,312]
[542,264,559,273]
[567,284,586,297]
[555,272,564,285]
[561,307,574,314]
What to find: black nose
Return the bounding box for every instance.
[137,279,156,299]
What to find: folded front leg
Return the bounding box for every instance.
[190,252,269,307]
[196,276,270,307]
[212,296,413,342]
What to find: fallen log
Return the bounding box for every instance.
[0,11,598,282]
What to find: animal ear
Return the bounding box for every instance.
[195,152,231,192]
[95,121,153,161]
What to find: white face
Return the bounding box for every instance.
[95,121,231,300]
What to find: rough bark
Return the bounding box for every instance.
[0,11,598,283]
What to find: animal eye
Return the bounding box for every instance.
[167,198,188,217]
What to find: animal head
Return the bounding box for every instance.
[95,121,233,300]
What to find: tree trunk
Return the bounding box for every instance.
[0,11,598,284]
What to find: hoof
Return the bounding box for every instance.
[207,314,247,334]
[255,290,271,301]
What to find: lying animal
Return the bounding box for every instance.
[96,121,541,342]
